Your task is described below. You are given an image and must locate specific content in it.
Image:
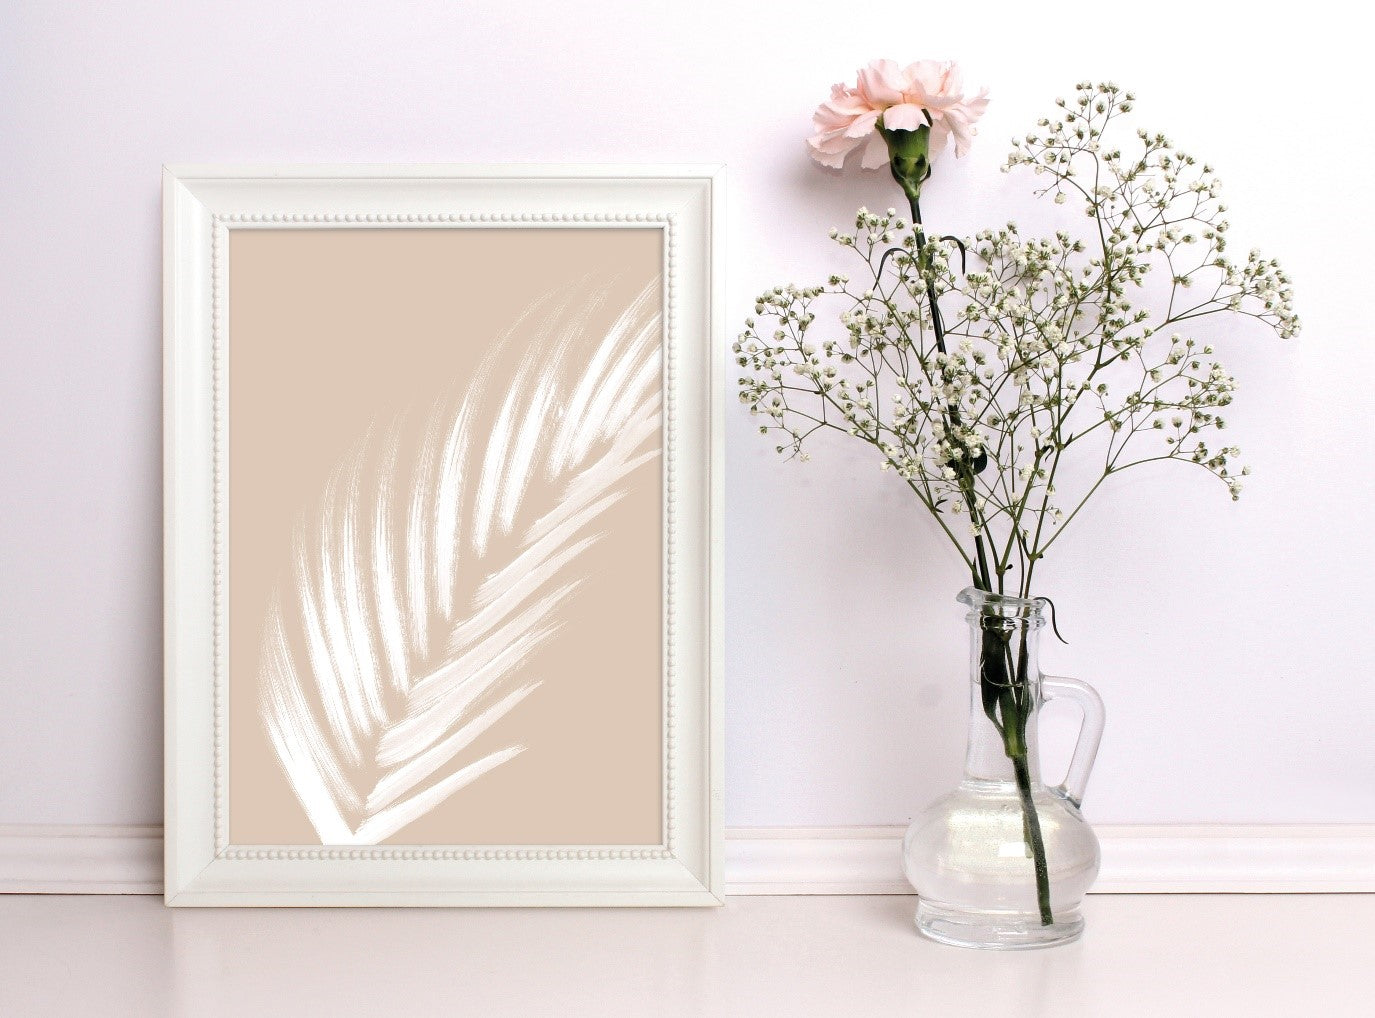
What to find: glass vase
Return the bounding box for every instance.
[903,587,1106,949]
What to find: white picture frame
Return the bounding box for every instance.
[163,165,724,906]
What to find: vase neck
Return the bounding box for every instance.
[959,588,1046,785]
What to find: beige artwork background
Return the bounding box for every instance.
[227,227,664,846]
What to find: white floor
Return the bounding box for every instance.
[0,894,1368,1016]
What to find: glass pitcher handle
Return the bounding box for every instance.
[1041,675,1105,808]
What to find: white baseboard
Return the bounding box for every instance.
[0,826,164,894]
[728,825,1375,894]
[3,824,1373,896]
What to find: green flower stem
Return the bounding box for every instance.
[1011,745,1053,925]
[902,155,1053,922]
[894,123,1057,925]
[899,167,994,593]
[980,626,1054,927]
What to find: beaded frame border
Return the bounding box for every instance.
[208,210,681,864]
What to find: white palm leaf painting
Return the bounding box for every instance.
[258,277,663,845]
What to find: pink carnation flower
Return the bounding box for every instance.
[808,60,990,169]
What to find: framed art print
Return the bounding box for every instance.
[163,166,723,905]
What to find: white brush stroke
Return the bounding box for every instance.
[258,277,662,845]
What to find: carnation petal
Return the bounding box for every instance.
[807,141,848,169]
[940,110,978,157]
[881,103,929,132]
[948,120,975,157]
[857,59,906,106]
[927,120,951,155]
[812,105,851,131]
[941,91,990,156]
[963,88,991,119]
[859,131,890,169]
[808,125,866,161]
[937,61,964,97]
[842,109,881,139]
[905,60,950,97]
[809,130,860,156]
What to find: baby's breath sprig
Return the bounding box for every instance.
[736,83,1298,599]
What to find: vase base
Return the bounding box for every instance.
[915,899,1084,950]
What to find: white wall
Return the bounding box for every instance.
[2,0,1372,829]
